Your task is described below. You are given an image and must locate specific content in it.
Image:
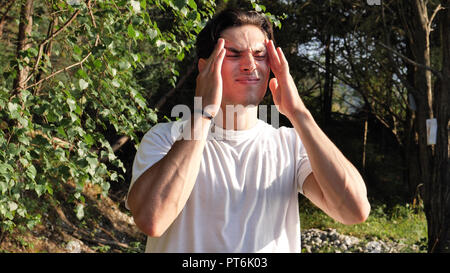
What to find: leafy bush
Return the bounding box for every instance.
[0,0,216,234]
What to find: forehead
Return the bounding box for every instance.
[220,25,267,51]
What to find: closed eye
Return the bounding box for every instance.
[226,55,266,60]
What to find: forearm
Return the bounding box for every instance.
[289,109,370,223]
[128,115,211,237]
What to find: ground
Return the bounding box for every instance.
[0,183,427,253]
[0,183,147,253]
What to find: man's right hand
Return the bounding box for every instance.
[195,38,226,117]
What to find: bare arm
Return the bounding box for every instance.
[127,116,212,237]
[290,110,370,224]
[266,40,370,225]
[127,39,226,237]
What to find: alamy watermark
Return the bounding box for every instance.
[170,97,280,140]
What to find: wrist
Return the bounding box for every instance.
[184,112,212,141]
[287,106,313,124]
[194,108,215,120]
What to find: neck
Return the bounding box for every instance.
[214,104,258,130]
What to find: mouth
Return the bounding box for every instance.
[235,77,260,84]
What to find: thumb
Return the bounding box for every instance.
[269,78,279,103]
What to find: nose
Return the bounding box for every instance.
[240,54,256,72]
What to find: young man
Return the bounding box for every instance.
[126,9,370,253]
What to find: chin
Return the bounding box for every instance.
[221,83,267,106]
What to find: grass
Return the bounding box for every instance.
[299,197,428,252]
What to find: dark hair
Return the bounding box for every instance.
[195,8,275,59]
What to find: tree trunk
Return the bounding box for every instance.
[399,0,449,252]
[0,0,16,37]
[13,0,34,91]
[403,0,450,253]
[429,0,450,253]
[404,109,422,201]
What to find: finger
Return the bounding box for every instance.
[276,46,289,68]
[269,78,279,103]
[269,77,278,93]
[205,38,225,71]
[267,40,281,69]
[214,38,225,59]
[213,47,226,74]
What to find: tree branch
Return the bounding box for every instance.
[22,0,100,90]
[428,4,443,32]
[377,41,442,78]
[86,0,100,47]
[21,50,92,91]
[13,0,34,92]
[0,0,15,37]
[21,8,81,87]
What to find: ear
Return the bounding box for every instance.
[198,58,207,73]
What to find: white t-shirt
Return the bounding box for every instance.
[126,119,312,253]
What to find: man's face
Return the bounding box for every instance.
[219,25,270,107]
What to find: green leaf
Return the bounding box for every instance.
[35,184,45,197]
[8,102,20,119]
[28,47,38,57]
[18,116,29,128]
[110,172,118,181]
[140,0,146,10]
[18,134,30,145]
[25,165,37,180]
[131,0,141,13]
[111,79,120,88]
[79,79,89,90]
[119,60,131,70]
[84,134,95,146]
[147,28,158,40]
[174,0,188,10]
[188,0,197,10]
[93,59,102,70]
[67,97,76,112]
[75,204,84,220]
[77,69,88,79]
[46,183,53,195]
[8,201,18,212]
[57,126,68,139]
[0,182,8,194]
[128,24,137,38]
[180,7,188,17]
[0,163,12,174]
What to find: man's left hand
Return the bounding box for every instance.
[266,39,306,119]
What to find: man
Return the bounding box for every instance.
[126,9,370,253]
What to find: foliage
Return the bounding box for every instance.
[299,198,427,252]
[0,0,216,234]
[0,0,286,240]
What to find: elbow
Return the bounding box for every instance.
[131,207,168,238]
[353,206,370,225]
[145,224,167,238]
[134,215,168,238]
[358,198,371,223]
[343,201,371,225]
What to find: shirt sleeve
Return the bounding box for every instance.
[293,130,313,195]
[125,121,182,209]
